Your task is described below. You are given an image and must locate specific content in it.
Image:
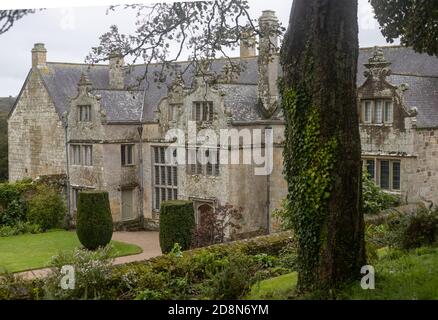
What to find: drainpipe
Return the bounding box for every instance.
[137,126,145,227]
[265,126,272,235]
[62,114,72,227]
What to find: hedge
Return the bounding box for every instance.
[159,200,195,253]
[76,190,113,250]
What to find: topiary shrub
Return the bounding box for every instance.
[27,185,65,231]
[76,190,113,250]
[159,200,195,254]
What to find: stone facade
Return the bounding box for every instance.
[8,11,438,235]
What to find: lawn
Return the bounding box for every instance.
[246,247,438,300]
[0,230,142,273]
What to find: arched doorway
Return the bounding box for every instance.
[197,203,214,228]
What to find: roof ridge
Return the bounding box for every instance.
[46,61,108,67]
[392,72,438,79]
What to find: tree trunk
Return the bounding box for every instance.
[280,0,366,292]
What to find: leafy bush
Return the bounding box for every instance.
[362,172,400,215]
[43,246,114,300]
[27,185,66,231]
[0,221,41,237]
[192,204,243,248]
[0,199,27,226]
[76,190,113,250]
[159,200,195,253]
[0,180,34,226]
[398,209,438,249]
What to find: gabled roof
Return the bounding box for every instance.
[15,45,438,127]
[357,46,438,128]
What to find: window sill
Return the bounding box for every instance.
[122,164,136,168]
[360,123,393,127]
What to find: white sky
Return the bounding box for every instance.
[0,0,395,97]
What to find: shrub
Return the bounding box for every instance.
[0,221,42,237]
[0,199,27,226]
[43,246,114,300]
[76,190,113,250]
[362,172,400,215]
[191,204,243,248]
[27,185,66,231]
[159,200,195,253]
[400,209,438,249]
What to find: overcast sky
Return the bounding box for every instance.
[0,0,396,97]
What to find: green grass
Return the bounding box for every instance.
[246,247,438,300]
[246,272,298,300]
[0,230,142,273]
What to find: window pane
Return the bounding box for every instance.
[392,161,401,190]
[155,188,160,210]
[380,160,390,190]
[173,167,177,186]
[121,145,126,165]
[364,102,372,123]
[384,101,393,123]
[366,160,375,180]
[128,145,133,164]
[375,101,383,123]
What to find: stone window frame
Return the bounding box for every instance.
[121,144,135,167]
[71,185,95,211]
[70,144,93,167]
[186,147,220,177]
[362,157,401,192]
[192,101,214,123]
[152,145,178,212]
[78,104,92,122]
[361,99,393,125]
[169,103,182,122]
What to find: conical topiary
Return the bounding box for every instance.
[76,190,113,250]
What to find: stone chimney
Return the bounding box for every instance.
[240,30,256,58]
[31,43,47,69]
[258,10,279,117]
[109,51,125,90]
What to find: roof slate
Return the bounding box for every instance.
[36,46,438,127]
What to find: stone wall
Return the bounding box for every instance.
[8,70,66,181]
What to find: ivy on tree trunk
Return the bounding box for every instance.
[280,0,366,292]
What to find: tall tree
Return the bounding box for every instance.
[280,0,365,292]
[91,0,365,292]
[0,10,36,35]
[370,0,438,56]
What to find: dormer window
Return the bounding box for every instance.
[78,105,91,122]
[361,99,393,124]
[192,101,213,122]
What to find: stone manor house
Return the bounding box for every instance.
[8,11,438,234]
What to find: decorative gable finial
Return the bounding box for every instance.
[363,46,392,80]
[77,72,93,95]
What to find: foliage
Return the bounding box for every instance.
[338,246,438,300]
[246,272,298,300]
[27,185,66,231]
[76,190,113,250]
[0,230,141,273]
[0,111,10,182]
[88,1,284,85]
[191,204,243,248]
[362,172,399,215]
[370,0,438,56]
[366,208,438,250]
[159,200,195,253]
[385,209,438,250]
[0,231,293,300]
[43,246,115,300]
[281,88,339,289]
[0,221,41,237]
[0,179,34,226]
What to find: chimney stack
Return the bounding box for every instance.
[32,43,47,69]
[240,30,256,58]
[258,10,279,116]
[109,51,125,90]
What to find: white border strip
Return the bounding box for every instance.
[0,0,197,10]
